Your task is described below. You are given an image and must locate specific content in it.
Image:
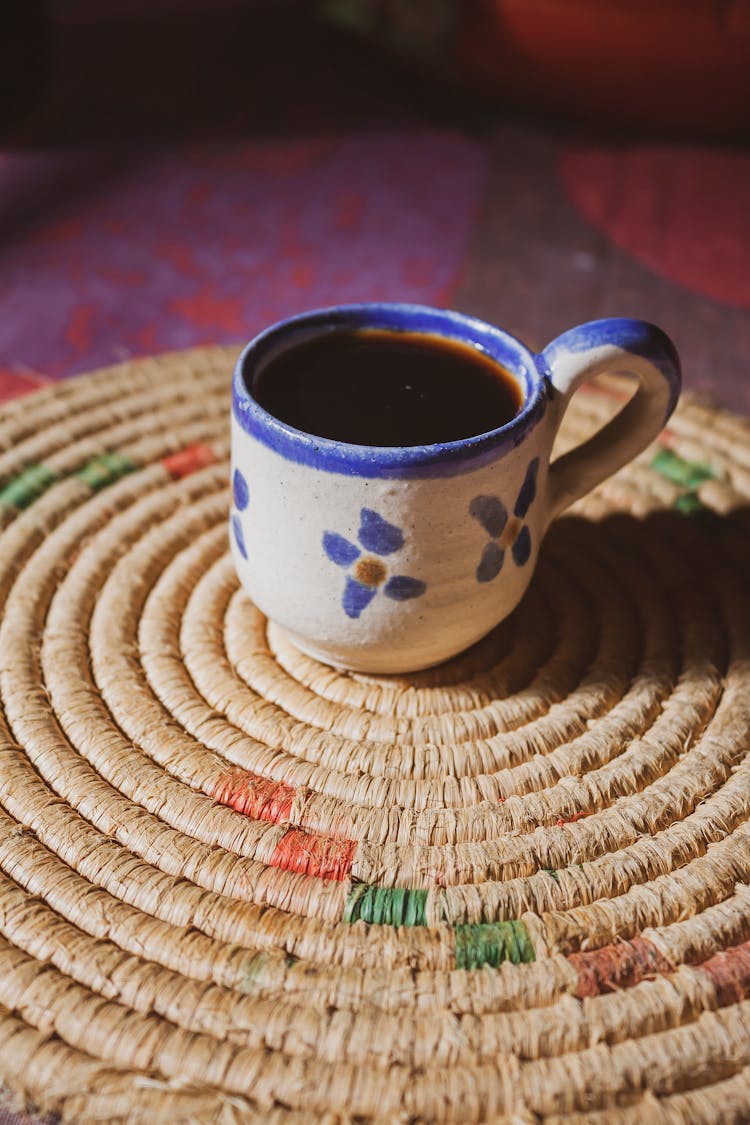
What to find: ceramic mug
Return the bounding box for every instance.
[231,304,680,673]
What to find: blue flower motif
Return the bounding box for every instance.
[323,508,426,619]
[230,471,250,559]
[233,468,249,511]
[232,513,248,559]
[470,458,539,583]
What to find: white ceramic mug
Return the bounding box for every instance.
[230,303,680,673]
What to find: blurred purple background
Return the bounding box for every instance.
[2,1,750,413]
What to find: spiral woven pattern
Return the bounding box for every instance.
[1,347,750,1123]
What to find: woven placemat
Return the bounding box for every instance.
[0,346,749,1124]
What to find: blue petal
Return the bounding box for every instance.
[358,508,404,555]
[323,532,360,567]
[232,468,250,511]
[514,458,539,518]
[342,578,377,619]
[476,541,504,583]
[512,525,532,566]
[383,575,426,601]
[469,495,507,539]
[231,514,247,560]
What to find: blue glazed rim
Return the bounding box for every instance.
[232,303,550,479]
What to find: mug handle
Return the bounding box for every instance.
[541,318,681,524]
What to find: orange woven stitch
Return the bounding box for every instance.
[271,828,356,881]
[699,941,750,1006]
[212,769,296,824]
[570,937,673,998]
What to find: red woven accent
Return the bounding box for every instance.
[570,937,672,998]
[212,769,295,824]
[555,811,590,827]
[699,941,750,1006]
[162,443,217,479]
[270,828,356,882]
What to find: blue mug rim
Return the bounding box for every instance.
[232,303,550,479]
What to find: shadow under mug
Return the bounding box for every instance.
[230,303,681,673]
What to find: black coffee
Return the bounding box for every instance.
[252,329,523,446]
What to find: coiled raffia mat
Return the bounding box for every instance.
[0,346,749,1125]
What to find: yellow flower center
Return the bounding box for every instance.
[355,557,387,587]
[499,516,523,550]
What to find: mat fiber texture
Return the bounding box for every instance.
[0,347,749,1124]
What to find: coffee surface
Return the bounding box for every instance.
[252,329,523,447]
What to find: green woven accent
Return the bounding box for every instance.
[75,452,136,492]
[241,951,277,990]
[651,448,715,489]
[673,491,709,516]
[542,867,560,883]
[454,920,536,970]
[344,884,428,926]
[0,464,58,510]
[0,454,136,509]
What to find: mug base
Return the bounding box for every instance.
[277,625,459,676]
